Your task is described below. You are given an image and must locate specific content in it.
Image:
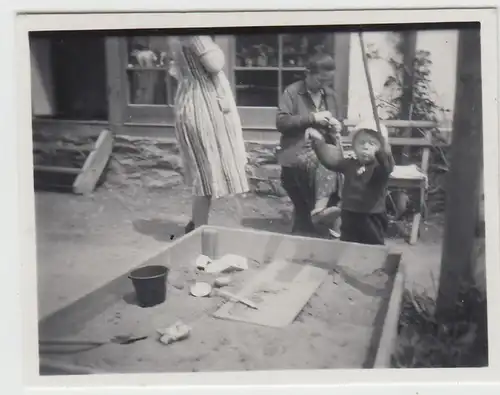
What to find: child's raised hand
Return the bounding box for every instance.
[378,124,391,153]
[380,134,391,153]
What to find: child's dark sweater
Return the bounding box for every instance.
[312,141,395,213]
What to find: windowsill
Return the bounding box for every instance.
[33,117,109,125]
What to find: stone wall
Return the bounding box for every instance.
[106,136,288,196]
[106,135,336,200]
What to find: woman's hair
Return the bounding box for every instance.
[306,53,336,75]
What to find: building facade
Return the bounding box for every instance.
[30,29,457,141]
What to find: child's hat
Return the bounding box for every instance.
[350,118,389,144]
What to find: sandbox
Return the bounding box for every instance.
[38,226,405,375]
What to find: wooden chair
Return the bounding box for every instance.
[341,120,437,245]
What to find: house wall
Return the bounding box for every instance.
[31,31,460,199]
[347,30,458,129]
[31,30,458,131]
[31,38,55,117]
[416,30,458,128]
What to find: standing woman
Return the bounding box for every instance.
[168,36,249,233]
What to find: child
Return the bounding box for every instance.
[307,119,395,245]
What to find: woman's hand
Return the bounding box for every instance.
[312,111,333,127]
[305,127,325,142]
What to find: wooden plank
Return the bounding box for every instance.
[388,178,425,189]
[334,32,351,120]
[211,225,352,270]
[399,30,418,165]
[115,120,444,147]
[33,142,94,153]
[32,118,107,138]
[344,119,438,128]
[335,243,390,277]
[373,267,405,368]
[38,271,132,338]
[341,136,432,147]
[213,260,328,328]
[409,213,422,245]
[436,27,483,315]
[73,129,113,195]
[34,165,81,175]
[40,358,104,375]
[105,36,126,134]
[38,228,203,336]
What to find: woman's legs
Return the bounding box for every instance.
[186,195,212,233]
[192,195,212,227]
[281,166,317,236]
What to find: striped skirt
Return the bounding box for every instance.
[174,74,249,199]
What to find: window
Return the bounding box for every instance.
[234,33,334,108]
[126,36,177,106]
[31,33,108,121]
[117,32,348,129]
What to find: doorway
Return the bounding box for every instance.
[31,32,109,121]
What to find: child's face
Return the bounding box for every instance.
[353,130,381,164]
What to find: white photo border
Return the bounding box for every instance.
[10,5,500,394]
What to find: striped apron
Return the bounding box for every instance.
[172,36,249,199]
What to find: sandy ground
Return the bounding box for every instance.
[35,178,446,372]
[35,181,444,320]
[42,256,391,372]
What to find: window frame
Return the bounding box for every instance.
[117,33,351,129]
[232,32,350,129]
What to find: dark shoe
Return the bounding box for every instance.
[185,220,195,234]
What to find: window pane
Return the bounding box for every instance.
[281,33,332,68]
[235,34,279,68]
[235,70,278,107]
[282,70,306,92]
[126,36,177,105]
[127,36,170,68]
[128,70,168,105]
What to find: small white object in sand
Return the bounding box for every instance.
[195,255,211,270]
[158,321,191,345]
[204,254,248,274]
[213,276,232,288]
[190,282,213,297]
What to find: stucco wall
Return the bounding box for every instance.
[31,38,55,117]
[347,30,458,127]
[31,30,459,127]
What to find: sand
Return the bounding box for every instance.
[41,257,390,373]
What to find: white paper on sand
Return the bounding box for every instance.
[195,255,211,270]
[204,254,249,274]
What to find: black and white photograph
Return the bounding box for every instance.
[17,8,496,384]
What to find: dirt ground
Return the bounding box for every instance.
[43,255,391,372]
[35,180,444,322]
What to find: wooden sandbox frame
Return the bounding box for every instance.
[38,226,406,374]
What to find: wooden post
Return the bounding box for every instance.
[104,36,125,134]
[399,30,417,165]
[436,27,482,316]
[333,32,351,120]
